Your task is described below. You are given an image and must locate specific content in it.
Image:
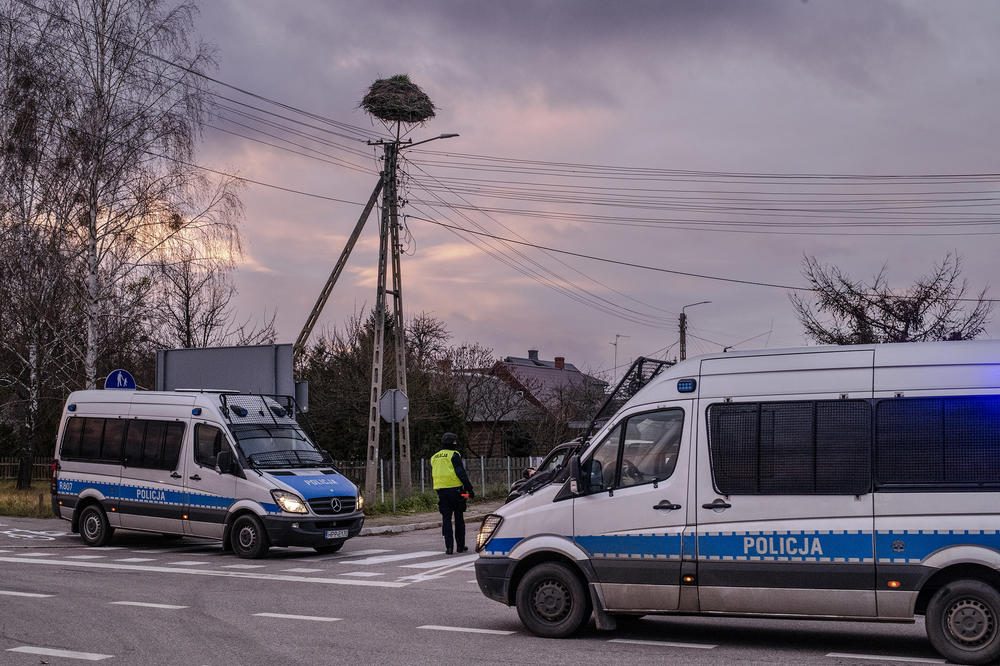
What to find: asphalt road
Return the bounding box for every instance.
[0,515,946,665]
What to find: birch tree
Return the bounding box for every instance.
[45,0,240,387]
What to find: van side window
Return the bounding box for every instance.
[585,425,622,492]
[124,420,185,470]
[195,425,224,468]
[60,417,84,459]
[876,395,1000,486]
[101,419,126,462]
[79,418,104,459]
[708,400,871,495]
[124,420,145,464]
[619,409,684,488]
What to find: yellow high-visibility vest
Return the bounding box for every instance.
[431,448,462,489]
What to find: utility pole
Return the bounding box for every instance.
[363,140,412,504]
[362,132,459,505]
[679,301,711,361]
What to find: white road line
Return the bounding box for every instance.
[17,552,54,557]
[132,549,167,554]
[110,601,188,610]
[826,653,945,664]
[0,549,10,553]
[115,557,156,563]
[609,638,717,650]
[221,564,266,569]
[0,590,53,598]
[65,555,106,560]
[254,613,341,622]
[7,646,112,661]
[92,546,125,550]
[341,550,440,565]
[400,554,478,569]
[281,568,323,573]
[340,571,382,577]
[467,580,477,583]
[322,548,392,558]
[418,625,514,636]
[0,555,408,588]
[170,561,210,566]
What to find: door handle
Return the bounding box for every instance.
[170,472,182,479]
[189,474,201,481]
[653,500,682,511]
[702,498,731,510]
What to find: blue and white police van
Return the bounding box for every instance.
[475,340,1000,664]
[51,390,363,558]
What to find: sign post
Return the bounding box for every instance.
[104,369,136,390]
[379,389,409,511]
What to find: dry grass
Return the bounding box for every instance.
[0,480,54,518]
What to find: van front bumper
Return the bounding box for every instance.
[261,511,365,547]
[475,556,517,605]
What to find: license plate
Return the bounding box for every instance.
[325,529,348,540]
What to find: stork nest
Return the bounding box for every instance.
[360,75,435,124]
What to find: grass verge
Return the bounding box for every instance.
[0,480,54,518]
[363,484,508,517]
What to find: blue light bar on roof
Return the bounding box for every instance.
[677,378,697,393]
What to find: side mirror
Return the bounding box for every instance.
[216,449,234,475]
[568,454,583,495]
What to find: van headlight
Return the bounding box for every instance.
[271,490,308,514]
[356,494,364,512]
[476,514,503,553]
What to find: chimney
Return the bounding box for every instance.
[528,349,539,362]
[554,356,565,370]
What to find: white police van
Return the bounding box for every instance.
[475,340,1000,664]
[51,390,364,558]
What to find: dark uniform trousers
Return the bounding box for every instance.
[437,487,467,550]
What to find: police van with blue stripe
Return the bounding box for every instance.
[474,340,1000,664]
[52,390,363,558]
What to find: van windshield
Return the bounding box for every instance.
[228,424,330,468]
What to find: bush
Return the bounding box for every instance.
[0,480,54,518]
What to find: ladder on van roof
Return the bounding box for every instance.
[585,357,673,440]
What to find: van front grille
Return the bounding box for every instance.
[308,496,357,515]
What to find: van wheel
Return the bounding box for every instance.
[515,562,590,638]
[78,505,113,547]
[230,515,269,559]
[314,541,344,554]
[927,579,1000,665]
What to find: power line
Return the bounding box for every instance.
[406,215,1000,303]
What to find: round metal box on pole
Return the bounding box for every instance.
[379,389,409,511]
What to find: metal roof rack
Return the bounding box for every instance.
[174,388,242,394]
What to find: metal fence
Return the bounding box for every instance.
[0,456,51,481]
[332,456,539,500]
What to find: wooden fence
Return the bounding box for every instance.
[0,456,51,481]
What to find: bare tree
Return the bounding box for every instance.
[790,253,993,345]
[149,242,275,349]
[35,0,242,387]
[0,4,83,487]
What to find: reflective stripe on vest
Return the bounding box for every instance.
[431,449,462,489]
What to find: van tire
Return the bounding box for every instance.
[78,505,113,547]
[314,542,344,554]
[515,562,591,638]
[230,515,269,559]
[927,579,1000,665]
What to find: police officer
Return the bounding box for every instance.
[431,433,474,554]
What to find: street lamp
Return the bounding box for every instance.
[679,301,712,361]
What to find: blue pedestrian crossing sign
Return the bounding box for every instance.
[104,369,136,390]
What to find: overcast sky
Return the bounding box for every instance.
[193,0,1000,380]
